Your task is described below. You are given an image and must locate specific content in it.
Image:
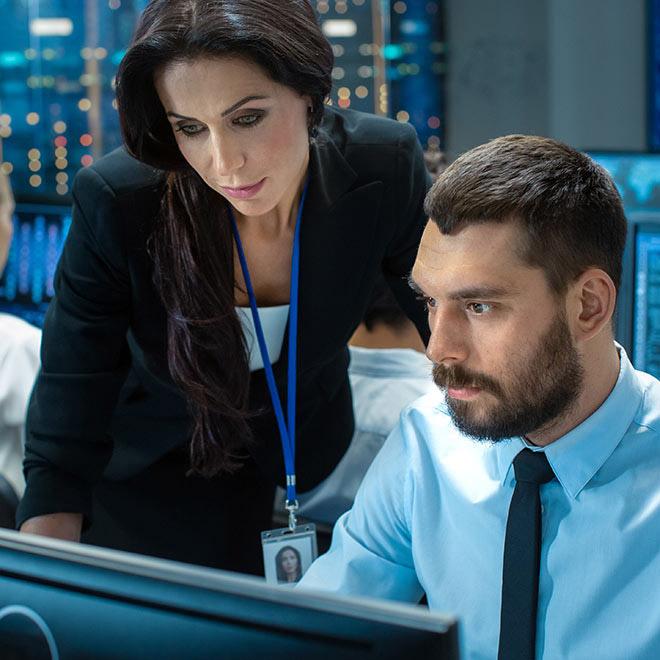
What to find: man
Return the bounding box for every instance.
[300,135,660,660]
[0,172,41,522]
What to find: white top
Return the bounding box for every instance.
[0,313,41,496]
[236,305,290,372]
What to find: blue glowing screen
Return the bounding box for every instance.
[589,153,660,210]
[0,204,71,326]
[590,153,660,379]
[634,227,660,377]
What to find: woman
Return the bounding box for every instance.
[275,546,302,584]
[18,0,430,574]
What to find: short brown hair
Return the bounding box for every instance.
[423,135,627,293]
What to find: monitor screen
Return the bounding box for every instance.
[587,153,660,377]
[0,529,459,659]
[633,223,660,377]
[0,203,71,327]
[588,152,660,211]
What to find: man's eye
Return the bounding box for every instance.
[175,124,205,137]
[416,295,436,310]
[467,302,492,315]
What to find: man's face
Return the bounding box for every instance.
[411,220,584,442]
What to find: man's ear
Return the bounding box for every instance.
[568,268,616,342]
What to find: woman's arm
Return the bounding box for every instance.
[20,512,83,541]
[17,164,133,537]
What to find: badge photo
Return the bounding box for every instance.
[261,524,318,586]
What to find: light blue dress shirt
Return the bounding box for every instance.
[300,347,660,659]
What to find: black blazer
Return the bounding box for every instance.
[17,107,431,528]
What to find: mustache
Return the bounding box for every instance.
[432,363,504,397]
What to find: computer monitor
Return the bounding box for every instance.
[627,216,660,378]
[587,153,660,379]
[0,203,72,328]
[0,529,459,659]
[588,152,660,210]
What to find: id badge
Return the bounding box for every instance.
[261,523,318,586]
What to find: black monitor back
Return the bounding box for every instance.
[0,529,459,660]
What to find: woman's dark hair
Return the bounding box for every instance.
[275,545,302,583]
[115,0,333,476]
[424,134,627,294]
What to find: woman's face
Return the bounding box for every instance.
[155,57,311,218]
[280,549,299,576]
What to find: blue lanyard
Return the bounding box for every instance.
[228,179,309,530]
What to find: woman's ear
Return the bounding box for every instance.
[568,268,617,342]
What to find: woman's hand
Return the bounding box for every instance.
[20,512,83,542]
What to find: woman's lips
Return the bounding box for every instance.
[447,386,482,400]
[220,178,266,200]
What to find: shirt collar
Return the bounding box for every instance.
[496,345,644,499]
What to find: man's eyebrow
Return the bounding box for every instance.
[407,274,424,294]
[165,95,269,121]
[408,275,516,300]
[409,271,518,300]
[448,286,516,301]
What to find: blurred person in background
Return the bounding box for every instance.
[17,0,430,574]
[0,171,41,527]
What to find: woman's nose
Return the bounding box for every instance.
[211,132,245,175]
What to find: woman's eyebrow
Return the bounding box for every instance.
[220,94,270,116]
[166,95,270,122]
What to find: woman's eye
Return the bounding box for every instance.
[467,302,492,315]
[175,124,205,137]
[233,113,263,127]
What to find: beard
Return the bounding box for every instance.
[432,310,584,442]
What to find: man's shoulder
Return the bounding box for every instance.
[388,392,498,483]
[633,368,660,435]
[398,391,461,448]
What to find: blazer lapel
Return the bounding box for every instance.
[297,123,384,369]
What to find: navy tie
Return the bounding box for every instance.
[497,448,555,660]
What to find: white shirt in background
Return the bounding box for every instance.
[0,313,41,496]
[293,346,435,525]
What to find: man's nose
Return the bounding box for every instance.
[426,306,469,366]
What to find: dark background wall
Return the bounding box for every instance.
[445,0,647,158]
